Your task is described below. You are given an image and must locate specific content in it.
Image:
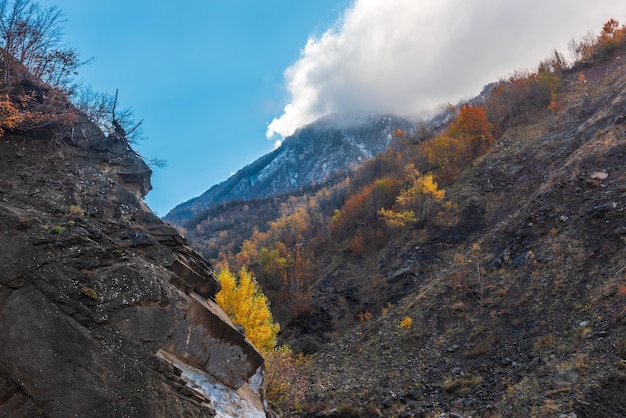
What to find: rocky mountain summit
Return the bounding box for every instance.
[0,107,268,416]
[166,114,414,224]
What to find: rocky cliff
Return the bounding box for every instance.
[0,112,267,417]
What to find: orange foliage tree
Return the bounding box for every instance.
[595,18,626,58]
[0,91,77,136]
[330,176,400,237]
[447,104,494,158]
[0,94,20,135]
[416,104,494,183]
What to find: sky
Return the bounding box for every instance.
[37,0,626,216]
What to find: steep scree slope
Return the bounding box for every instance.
[301,55,626,417]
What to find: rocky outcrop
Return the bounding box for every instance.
[0,116,266,417]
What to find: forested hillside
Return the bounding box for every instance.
[176,20,626,417]
[174,28,566,341]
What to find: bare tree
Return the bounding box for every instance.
[73,87,146,143]
[111,88,144,143]
[71,84,114,131]
[0,0,86,89]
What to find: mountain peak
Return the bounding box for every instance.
[166,114,415,224]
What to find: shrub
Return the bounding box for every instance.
[443,376,483,395]
[0,95,21,135]
[349,230,365,257]
[533,334,554,351]
[68,205,84,216]
[17,216,30,230]
[79,286,98,300]
[265,345,310,415]
[358,312,372,325]
[399,316,413,329]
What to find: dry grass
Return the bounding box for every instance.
[575,354,590,372]
[576,327,593,343]
[533,334,554,351]
[443,376,483,395]
[541,399,560,415]
[464,335,496,358]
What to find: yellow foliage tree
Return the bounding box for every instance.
[378,207,417,228]
[215,267,280,352]
[399,316,413,329]
[258,245,290,290]
[379,164,445,228]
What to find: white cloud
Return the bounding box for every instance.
[267,0,626,139]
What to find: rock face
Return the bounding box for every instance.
[0,114,266,417]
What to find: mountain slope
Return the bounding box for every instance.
[165,114,414,225]
[171,39,626,417]
[298,51,626,416]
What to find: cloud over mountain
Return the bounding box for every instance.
[267,0,626,140]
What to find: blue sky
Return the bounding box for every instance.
[37,1,626,216]
[38,0,348,215]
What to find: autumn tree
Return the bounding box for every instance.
[215,267,279,352]
[349,229,365,257]
[417,134,465,181]
[257,243,290,291]
[447,103,494,158]
[393,128,406,139]
[330,176,400,237]
[568,31,597,63]
[236,236,260,267]
[379,163,445,228]
[415,104,495,182]
[349,149,403,190]
[596,18,626,59]
[288,243,313,301]
[0,1,91,137]
[268,205,310,246]
[378,207,417,229]
[484,67,562,127]
[0,80,78,135]
[413,120,435,143]
[0,93,19,134]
